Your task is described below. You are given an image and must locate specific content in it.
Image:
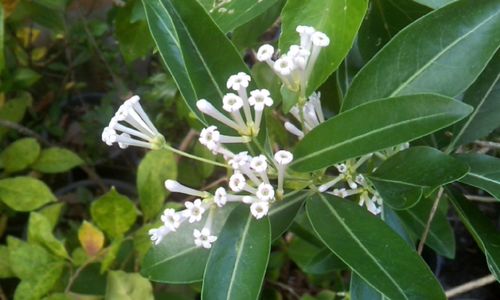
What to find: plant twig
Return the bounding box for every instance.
[417,187,444,255]
[176,129,197,163]
[0,119,52,146]
[267,280,301,300]
[474,140,500,150]
[465,194,497,203]
[445,274,496,298]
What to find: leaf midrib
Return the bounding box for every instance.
[226,212,252,299]
[145,246,198,269]
[466,173,500,185]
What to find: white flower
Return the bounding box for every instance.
[274,150,293,165]
[296,25,316,50]
[149,226,169,245]
[229,172,246,192]
[284,122,304,139]
[248,89,273,111]
[336,163,347,174]
[256,44,274,61]
[242,196,256,204]
[214,187,227,207]
[165,180,208,198]
[184,199,205,223]
[161,208,181,231]
[318,174,345,193]
[355,174,366,185]
[256,183,275,202]
[193,228,218,249]
[288,45,310,70]
[102,127,117,146]
[199,126,220,151]
[196,99,243,131]
[332,188,348,198]
[222,93,244,112]
[226,72,251,91]
[250,155,268,173]
[250,201,269,219]
[312,32,330,47]
[273,55,295,76]
[228,151,251,170]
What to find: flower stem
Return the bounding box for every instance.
[162,144,228,168]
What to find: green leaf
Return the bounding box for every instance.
[447,188,500,280]
[456,154,500,200]
[306,193,445,299]
[268,190,309,240]
[448,51,500,150]
[137,149,177,221]
[78,221,105,257]
[342,0,500,111]
[292,94,472,172]
[105,271,154,300]
[101,237,123,273]
[0,4,4,73]
[202,205,270,300]
[0,93,31,141]
[0,245,14,278]
[369,146,469,209]
[31,147,84,173]
[0,138,41,173]
[288,236,345,275]
[198,0,281,33]
[28,212,68,258]
[350,273,384,300]
[396,198,456,258]
[413,0,455,9]
[7,236,57,280]
[143,0,251,122]
[279,0,368,94]
[0,177,56,211]
[358,0,430,61]
[141,204,235,283]
[90,188,137,238]
[14,261,64,300]
[38,203,64,230]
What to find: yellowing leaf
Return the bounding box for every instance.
[78,221,105,257]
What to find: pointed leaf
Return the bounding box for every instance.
[279,0,368,94]
[142,0,251,122]
[31,147,84,173]
[268,190,309,240]
[105,271,154,300]
[456,154,500,200]
[306,193,445,299]
[350,273,384,300]
[78,221,105,257]
[0,137,40,173]
[342,0,500,111]
[292,94,472,172]
[413,0,456,9]
[202,205,270,300]
[28,212,68,258]
[0,177,56,212]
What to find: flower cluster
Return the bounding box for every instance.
[284,92,325,139]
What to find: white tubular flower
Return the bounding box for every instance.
[312,32,330,47]
[305,31,330,81]
[226,72,251,91]
[308,92,325,123]
[102,95,163,149]
[284,122,304,139]
[242,195,256,204]
[332,188,348,198]
[355,174,366,186]
[250,201,269,219]
[199,125,220,151]
[273,55,295,76]
[248,89,273,111]
[184,199,205,223]
[228,151,251,170]
[250,155,269,184]
[193,228,218,249]
[359,192,381,215]
[336,163,348,174]
[229,172,246,192]
[303,102,320,128]
[347,177,358,189]
[222,93,247,129]
[196,99,243,132]
[165,180,209,198]
[149,226,169,245]
[256,183,275,202]
[288,45,310,70]
[161,208,181,231]
[256,44,274,62]
[274,150,294,165]
[318,174,345,192]
[214,187,227,207]
[296,25,316,51]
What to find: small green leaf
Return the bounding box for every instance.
[31,147,84,173]
[369,146,469,209]
[292,94,472,172]
[279,0,368,94]
[38,203,64,230]
[137,149,177,221]
[0,245,14,278]
[0,93,32,141]
[14,261,64,300]
[78,221,105,257]
[202,205,271,300]
[456,154,500,200]
[90,188,137,238]
[0,177,56,211]
[105,271,154,300]
[342,0,500,111]
[28,212,68,258]
[101,237,123,273]
[0,138,40,173]
[7,236,57,280]
[447,188,500,281]
[306,193,445,299]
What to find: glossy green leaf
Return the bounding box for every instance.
[307,193,445,299]
[268,190,309,240]
[105,271,154,300]
[90,188,137,238]
[28,212,69,258]
[413,0,455,9]
[137,149,177,221]
[447,188,500,280]
[202,205,270,300]
[141,204,235,283]
[280,0,368,94]
[342,0,500,111]
[369,146,469,209]
[456,154,500,200]
[382,206,415,246]
[198,0,281,33]
[396,198,456,258]
[0,177,56,211]
[143,0,251,122]
[350,273,384,300]
[31,147,84,173]
[448,51,500,150]
[288,236,345,275]
[0,138,40,173]
[358,0,430,61]
[292,94,472,172]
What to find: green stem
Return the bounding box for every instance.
[163,144,228,168]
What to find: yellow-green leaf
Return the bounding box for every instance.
[0,137,40,173]
[31,147,84,173]
[78,221,105,257]
[28,212,68,258]
[0,177,56,211]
